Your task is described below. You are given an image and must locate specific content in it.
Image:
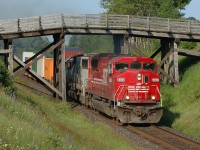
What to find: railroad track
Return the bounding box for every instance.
[126,125,200,150]
[77,104,200,149]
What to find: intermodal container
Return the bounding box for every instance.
[65,48,84,60]
[23,52,37,72]
[44,58,54,83]
[25,57,38,72]
[23,52,34,62]
[37,57,45,77]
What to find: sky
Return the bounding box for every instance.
[0,0,199,44]
[183,0,200,19]
[0,0,105,19]
[0,0,199,20]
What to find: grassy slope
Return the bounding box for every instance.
[0,84,135,150]
[161,50,200,138]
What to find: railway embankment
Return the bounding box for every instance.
[161,57,200,139]
[0,68,135,149]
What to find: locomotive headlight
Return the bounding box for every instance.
[151,95,156,100]
[125,95,130,100]
[117,78,125,82]
[152,78,159,82]
[137,74,142,80]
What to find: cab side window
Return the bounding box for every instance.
[91,59,98,70]
[115,63,128,70]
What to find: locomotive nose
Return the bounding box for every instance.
[116,70,160,102]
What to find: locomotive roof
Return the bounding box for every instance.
[90,53,154,61]
[92,53,128,58]
[109,55,156,64]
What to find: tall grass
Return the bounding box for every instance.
[0,84,135,150]
[161,61,200,138]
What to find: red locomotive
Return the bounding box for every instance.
[66,53,163,123]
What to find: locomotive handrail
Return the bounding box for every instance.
[151,85,161,97]
[151,85,162,107]
[114,85,127,108]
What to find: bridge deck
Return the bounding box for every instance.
[1,14,200,40]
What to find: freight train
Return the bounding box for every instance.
[66,53,163,124]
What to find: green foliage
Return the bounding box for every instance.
[179,41,197,50]
[13,36,50,59]
[68,35,114,53]
[100,0,191,18]
[0,61,15,93]
[0,84,135,149]
[178,56,200,80]
[161,62,200,138]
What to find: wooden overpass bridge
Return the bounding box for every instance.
[1,14,200,100]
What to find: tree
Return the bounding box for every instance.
[67,35,114,54]
[100,0,192,54]
[13,36,50,59]
[68,35,79,47]
[0,61,15,93]
[100,0,191,18]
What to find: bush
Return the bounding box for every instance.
[0,61,15,93]
[179,41,197,50]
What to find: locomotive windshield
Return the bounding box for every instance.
[143,62,155,71]
[131,62,142,69]
[115,63,128,70]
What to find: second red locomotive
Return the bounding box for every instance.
[66,53,163,123]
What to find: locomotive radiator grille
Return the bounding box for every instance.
[128,86,149,92]
[127,86,150,100]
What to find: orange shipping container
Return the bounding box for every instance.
[44,58,54,83]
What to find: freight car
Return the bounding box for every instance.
[66,53,163,124]
[65,47,84,60]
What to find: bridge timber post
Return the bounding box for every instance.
[160,38,179,85]
[113,35,129,54]
[3,39,13,75]
[53,33,66,100]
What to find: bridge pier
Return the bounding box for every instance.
[3,39,13,74]
[113,35,129,54]
[53,34,66,100]
[13,33,66,100]
[160,38,179,85]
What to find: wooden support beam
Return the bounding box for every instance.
[151,41,171,59]
[53,34,66,100]
[23,39,64,70]
[13,55,62,97]
[177,48,200,57]
[61,36,66,101]
[8,44,13,75]
[158,67,178,85]
[124,38,145,56]
[4,39,13,74]
[159,47,174,68]
[150,47,161,58]
[159,39,179,85]
[113,35,125,54]
[0,49,12,54]
[174,47,179,83]
[14,42,54,72]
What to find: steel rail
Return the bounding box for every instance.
[126,125,200,150]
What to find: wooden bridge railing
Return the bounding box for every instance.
[0,14,200,35]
